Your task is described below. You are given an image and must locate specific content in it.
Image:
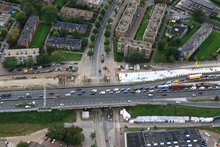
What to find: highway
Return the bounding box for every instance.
[1,86,220,111]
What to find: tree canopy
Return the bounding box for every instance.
[40,6,58,23]
[192,9,205,23]
[2,57,17,69]
[126,52,145,64]
[51,51,64,62]
[16,141,28,147]
[21,0,42,16]
[15,12,27,27]
[47,125,84,146]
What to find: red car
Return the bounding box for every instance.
[54,93,60,97]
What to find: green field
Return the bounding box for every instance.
[0,110,76,137]
[127,105,220,117]
[194,31,220,60]
[113,37,124,62]
[135,6,153,40]
[30,23,51,48]
[53,50,82,61]
[53,0,67,7]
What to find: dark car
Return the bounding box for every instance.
[77,93,82,96]
[49,92,54,95]
[91,92,96,95]
[101,54,104,63]
[162,93,167,96]
[76,88,81,91]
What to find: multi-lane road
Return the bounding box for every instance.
[1,84,220,111]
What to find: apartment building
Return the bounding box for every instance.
[180,23,213,59]
[46,36,82,51]
[17,16,39,47]
[178,0,220,16]
[60,7,93,20]
[79,0,103,8]
[115,0,140,38]
[118,37,153,59]
[143,4,167,44]
[0,12,11,27]
[54,21,87,34]
[4,48,39,64]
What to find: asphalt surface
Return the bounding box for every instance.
[1,84,220,111]
[92,0,117,82]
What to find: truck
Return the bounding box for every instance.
[170,84,186,89]
[15,101,35,107]
[101,54,104,63]
[186,74,203,80]
[203,82,209,87]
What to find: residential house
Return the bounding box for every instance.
[54,21,87,34]
[60,7,93,20]
[46,36,82,51]
[17,15,39,47]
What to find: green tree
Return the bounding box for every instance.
[91,34,96,42]
[82,37,88,47]
[100,9,106,16]
[89,43,94,49]
[168,55,175,63]
[2,57,17,69]
[51,51,64,62]
[98,15,103,22]
[87,49,94,58]
[90,132,96,140]
[52,30,60,37]
[25,57,35,68]
[108,18,113,23]
[104,38,110,45]
[215,96,220,101]
[104,29,111,38]
[104,45,111,54]
[192,9,205,23]
[63,125,84,145]
[95,21,100,28]
[158,41,165,51]
[92,28,98,34]
[106,24,111,30]
[37,53,51,65]
[40,6,58,23]
[91,144,97,147]
[7,28,20,43]
[17,141,28,147]
[15,12,27,27]
[127,52,145,64]
[47,125,66,141]
[21,0,42,16]
[0,28,8,39]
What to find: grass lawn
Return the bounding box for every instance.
[135,6,153,40]
[0,110,76,137]
[194,31,220,60]
[30,23,51,48]
[113,37,124,62]
[53,50,82,61]
[127,105,220,117]
[53,0,67,7]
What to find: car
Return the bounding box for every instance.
[60,103,64,106]
[76,88,81,91]
[81,90,86,93]
[120,88,125,91]
[199,91,203,94]
[65,93,71,96]
[101,54,104,63]
[26,95,32,98]
[176,101,181,104]
[99,91,106,95]
[148,94,153,97]
[91,92,96,95]
[199,87,205,90]
[113,88,119,91]
[0,101,3,104]
[25,105,31,109]
[91,89,97,93]
[55,93,61,97]
[123,90,128,94]
[106,89,111,92]
[38,95,43,98]
[162,93,167,96]
[128,100,132,103]
[18,96,25,99]
[70,90,75,94]
[149,89,154,92]
[109,91,114,94]
[77,93,82,96]
[192,94,196,97]
[51,139,56,144]
[49,92,54,95]
[116,91,120,94]
[135,90,141,93]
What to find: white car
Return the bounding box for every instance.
[135,90,141,93]
[0,101,3,104]
[109,91,113,94]
[60,103,64,106]
[91,89,97,93]
[199,87,205,90]
[25,93,30,96]
[176,101,181,104]
[99,91,106,95]
[113,88,119,91]
[70,90,75,94]
[192,94,196,97]
[106,89,111,92]
[149,89,155,92]
[148,94,153,97]
[25,105,31,109]
[51,139,56,144]
[128,100,132,103]
[116,91,120,94]
[65,93,71,96]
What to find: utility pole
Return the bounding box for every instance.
[43,83,46,108]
